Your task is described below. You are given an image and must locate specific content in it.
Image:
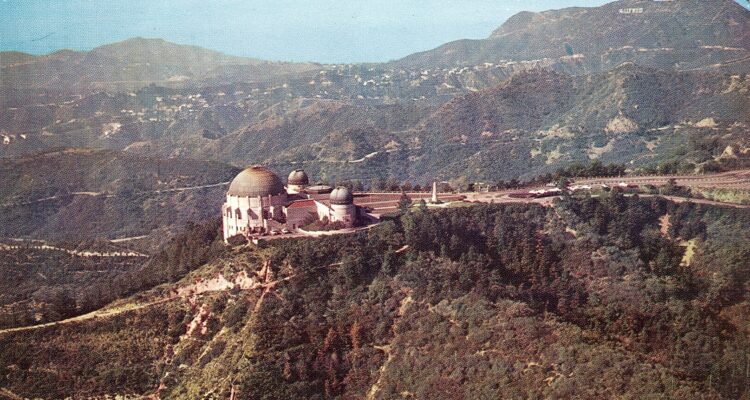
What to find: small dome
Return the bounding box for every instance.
[228,166,285,197]
[287,169,309,186]
[329,186,354,205]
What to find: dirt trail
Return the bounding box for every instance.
[659,214,671,237]
[366,291,413,400]
[0,240,148,258]
[0,270,263,336]
[0,297,176,335]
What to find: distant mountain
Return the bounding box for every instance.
[421,65,723,143]
[2,0,749,186]
[85,37,255,67]
[4,0,747,94]
[0,51,39,66]
[393,0,750,73]
[0,38,319,91]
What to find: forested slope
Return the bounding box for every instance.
[1,195,748,399]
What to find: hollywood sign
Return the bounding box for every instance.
[619,8,644,14]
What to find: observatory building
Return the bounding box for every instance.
[222,166,362,242]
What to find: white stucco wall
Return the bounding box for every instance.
[223,193,289,241]
[330,204,356,226]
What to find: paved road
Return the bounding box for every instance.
[572,170,750,190]
[359,170,750,210]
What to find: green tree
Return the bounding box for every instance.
[398,192,413,213]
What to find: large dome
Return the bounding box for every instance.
[287,169,309,186]
[329,186,354,205]
[227,166,286,197]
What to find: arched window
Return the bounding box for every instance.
[235,208,242,219]
[226,207,232,217]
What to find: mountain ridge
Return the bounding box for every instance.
[0,37,320,91]
[393,0,750,71]
[3,0,749,91]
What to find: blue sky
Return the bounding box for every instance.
[1,0,748,63]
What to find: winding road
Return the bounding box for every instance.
[0,181,230,208]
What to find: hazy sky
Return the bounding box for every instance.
[1,0,748,63]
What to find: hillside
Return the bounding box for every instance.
[0,219,223,330]
[410,66,750,180]
[4,61,749,186]
[187,66,750,183]
[27,65,741,186]
[1,0,748,186]
[1,196,748,399]
[0,148,240,243]
[393,0,750,73]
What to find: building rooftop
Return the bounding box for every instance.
[287,199,318,209]
[305,185,333,194]
[227,166,286,197]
